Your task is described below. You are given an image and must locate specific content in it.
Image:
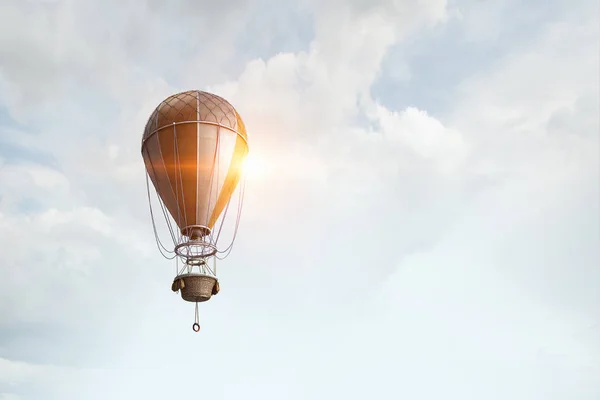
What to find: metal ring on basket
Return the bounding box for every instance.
[175,240,217,259]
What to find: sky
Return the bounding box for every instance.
[0,0,598,399]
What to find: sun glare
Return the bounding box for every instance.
[242,152,268,180]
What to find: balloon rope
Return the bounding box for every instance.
[154,123,184,246]
[178,262,188,276]
[192,302,200,332]
[146,172,176,259]
[171,125,184,244]
[216,172,246,259]
[147,140,179,247]
[174,125,190,237]
[205,126,221,244]
[215,169,245,248]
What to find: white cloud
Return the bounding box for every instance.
[0,357,56,387]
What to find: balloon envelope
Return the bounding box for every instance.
[141,90,248,239]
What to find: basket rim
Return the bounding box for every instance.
[174,273,218,281]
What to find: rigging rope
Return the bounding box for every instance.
[216,173,247,259]
[145,172,177,260]
[192,302,200,332]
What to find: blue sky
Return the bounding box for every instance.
[0,0,599,399]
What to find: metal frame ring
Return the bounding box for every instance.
[174,241,217,259]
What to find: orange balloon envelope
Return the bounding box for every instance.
[141,90,248,240]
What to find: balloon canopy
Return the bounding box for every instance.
[141,90,249,241]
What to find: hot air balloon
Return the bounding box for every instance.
[141,90,248,332]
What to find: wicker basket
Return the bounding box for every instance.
[172,273,218,303]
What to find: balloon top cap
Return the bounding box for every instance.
[142,90,247,148]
